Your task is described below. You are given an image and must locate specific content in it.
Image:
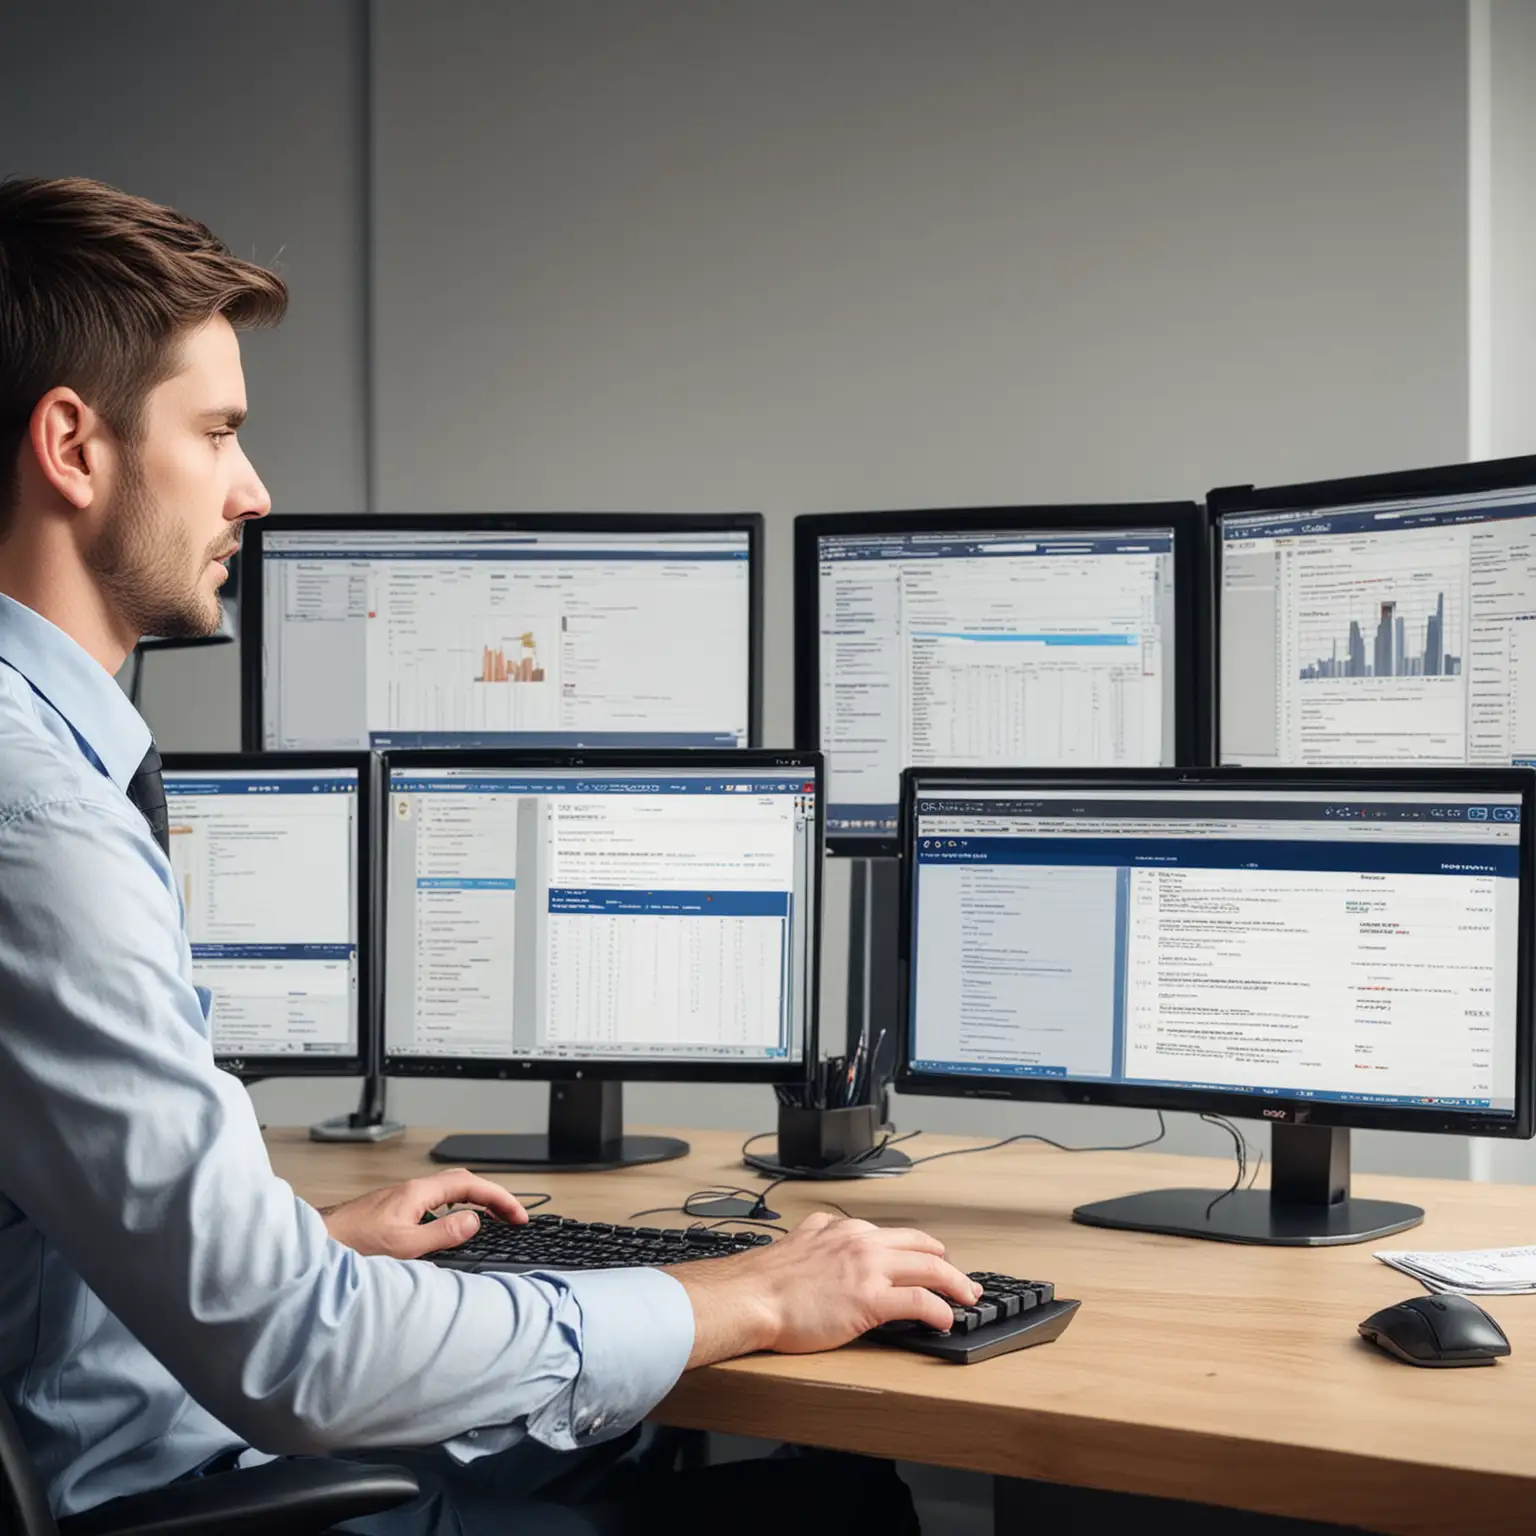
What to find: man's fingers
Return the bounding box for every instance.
[882,1251,980,1304]
[861,1226,946,1257]
[796,1211,838,1233]
[414,1169,528,1224]
[883,1286,960,1332]
[398,1208,482,1259]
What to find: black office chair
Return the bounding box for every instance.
[0,1395,420,1536]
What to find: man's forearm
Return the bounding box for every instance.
[665,1259,780,1368]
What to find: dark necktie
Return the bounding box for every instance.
[126,743,170,855]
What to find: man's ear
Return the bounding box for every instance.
[28,387,109,512]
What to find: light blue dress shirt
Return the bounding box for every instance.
[0,593,695,1519]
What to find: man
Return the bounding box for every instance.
[0,177,977,1533]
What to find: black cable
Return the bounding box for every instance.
[629,1188,791,1232]
[734,1127,921,1221]
[632,1187,770,1220]
[902,1111,1168,1168]
[1200,1115,1247,1220]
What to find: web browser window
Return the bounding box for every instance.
[261,527,751,750]
[818,529,1177,837]
[1221,484,1536,767]
[384,767,817,1065]
[909,783,1521,1119]
[162,767,361,1058]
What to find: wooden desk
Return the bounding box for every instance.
[268,1126,1536,1535]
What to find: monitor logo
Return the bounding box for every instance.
[1261,1107,1291,1120]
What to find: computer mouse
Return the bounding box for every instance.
[1358,1294,1511,1368]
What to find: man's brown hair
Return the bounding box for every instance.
[0,176,289,532]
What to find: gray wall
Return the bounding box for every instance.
[0,0,370,750]
[0,1,1487,1177]
[1489,0,1536,459]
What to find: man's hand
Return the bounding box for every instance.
[666,1212,981,1367]
[318,1168,528,1260]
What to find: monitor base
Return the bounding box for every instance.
[430,1132,689,1172]
[743,1146,912,1180]
[308,1074,405,1143]
[429,1081,689,1172]
[310,1115,406,1144]
[1073,1187,1424,1247]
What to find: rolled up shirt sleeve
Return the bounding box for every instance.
[0,797,695,1457]
[452,1266,696,1462]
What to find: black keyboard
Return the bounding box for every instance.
[433,1215,1076,1364]
[864,1272,1080,1364]
[431,1212,775,1273]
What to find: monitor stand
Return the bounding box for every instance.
[1072,1123,1424,1247]
[310,1073,405,1143]
[429,1081,690,1172]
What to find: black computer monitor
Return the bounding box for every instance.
[160,751,378,1080]
[897,765,1535,1246]
[240,513,764,752]
[795,503,1210,856]
[1213,453,1536,767]
[381,748,823,1170]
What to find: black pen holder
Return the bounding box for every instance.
[778,1103,880,1170]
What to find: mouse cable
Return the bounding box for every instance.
[901,1111,1168,1168]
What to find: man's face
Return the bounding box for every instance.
[86,314,271,640]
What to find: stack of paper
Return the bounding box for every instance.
[1375,1245,1536,1296]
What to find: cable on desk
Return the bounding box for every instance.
[900,1111,1169,1168]
[732,1128,922,1223]
[628,1188,790,1233]
[1199,1114,1258,1219]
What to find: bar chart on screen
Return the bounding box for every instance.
[1297,580,1464,681]
[374,606,564,736]
[1279,543,1469,762]
[476,633,546,684]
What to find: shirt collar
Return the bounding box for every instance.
[0,593,152,790]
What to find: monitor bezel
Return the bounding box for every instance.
[1210,452,1536,768]
[896,764,1536,1140]
[793,502,1213,857]
[239,511,766,753]
[160,749,378,1080]
[379,747,824,1084]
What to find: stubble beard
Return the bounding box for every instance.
[86,451,227,641]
